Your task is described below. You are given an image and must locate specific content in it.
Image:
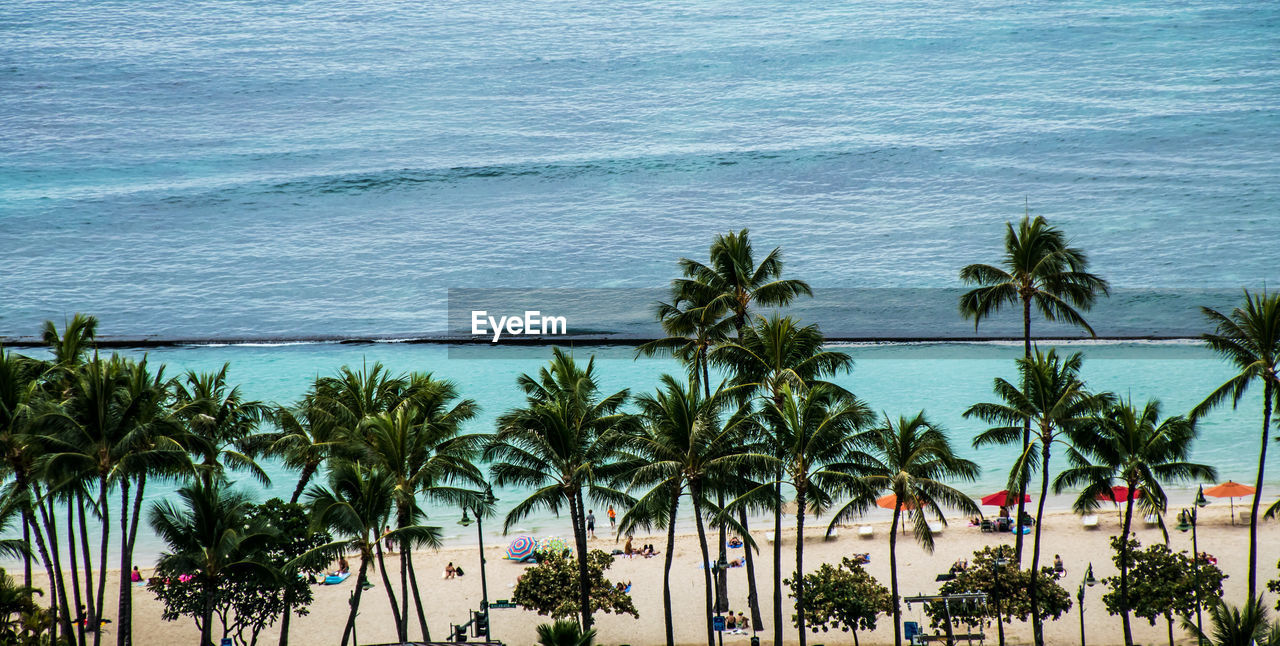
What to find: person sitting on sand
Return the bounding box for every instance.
[726,613,737,630]
[738,612,748,632]
[1053,554,1065,576]
[130,566,142,582]
[337,557,350,575]
[444,562,456,579]
[624,536,634,557]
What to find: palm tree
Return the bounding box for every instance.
[712,313,854,641]
[749,384,872,646]
[619,375,755,646]
[0,346,49,589]
[1056,398,1216,646]
[637,287,733,397]
[171,365,272,488]
[965,348,1109,646]
[304,460,441,646]
[149,480,274,646]
[536,619,598,646]
[41,354,182,646]
[484,348,634,630]
[1181,596,1280,646]
[269,392,343,505]
[959,212,1110,564]
[1191,289,1280,600]
[677,228,813,636]
[360,383,482,642]
[830,412,980,646]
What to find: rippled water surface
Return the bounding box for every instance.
[3,1,1279,338]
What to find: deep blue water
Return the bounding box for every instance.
[3,0,1279,339]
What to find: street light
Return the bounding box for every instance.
[1078,563,1096,646]
[1178,488,1205,646]
[461,485,498,640]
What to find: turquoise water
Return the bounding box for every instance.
[2,0,1279,338]
[10,340,1266,563]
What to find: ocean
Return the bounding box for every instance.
[1,0,1278,561]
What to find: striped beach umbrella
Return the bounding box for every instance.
[506,535,539,561]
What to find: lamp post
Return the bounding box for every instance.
[993,553,1009,646]
[460,485,498,640]
[1077,563,1097,646]
[1176,486,1208,645]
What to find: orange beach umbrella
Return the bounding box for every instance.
[1204,481,1256,525]
[876,494,920,511]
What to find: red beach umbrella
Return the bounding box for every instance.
[1204,481,1256,525]
[981,490,1031,507]
[1096,485,1143,503]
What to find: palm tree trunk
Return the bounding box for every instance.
[740,508,763,630]
[1029,441,1050,646]
[396,504,410,641]
[405,550,430,640]
[116,481,130,646]
[341,556,371,646]
[121,474,147,646]
[1015,297,1032,565]
[28,499,67,642]
[36,495,75,644]
[692,487,716,646]
[662,491,678,646]
[1119,494,1136,646]
[374,541,404,640]
[794,487,807,646]
[889,503,902,646]
[93,476,110,646]
[290,462,317,505]
[22,510,31,588]
[71,500,87,646]
[277,605,291,646]
[1247,381,1271,600]
[201,578,215,646]
[772,482,782,646]
[571,489,592,629]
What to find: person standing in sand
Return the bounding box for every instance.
[587,509,596,539]
[608,505,616,531]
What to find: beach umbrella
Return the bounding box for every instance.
[1096,485,1142,503]
[506,535,538,561]
[1204,481,1256,525]
[540,535,571,555]
[876,494,920,511]
[980,490,1030,507]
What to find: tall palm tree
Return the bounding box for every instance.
[619,375,755,646]
[1055,398,1215,646]
[1182,596,1280,646]
[149,480,274,646]
[712,313,853,641]
[637,288,733,398]
[360,382,482,642]
[304,460,441,646]
[959,213,1110,563]
[830,412,980,646]
[965,348,1109,646]
[41,354,182,646]
[1191,288,1280,600]
[749,384,872,646]
[0,346,48,588]
[171,365,272,488]
[484,349,634,630]
[677,228,812,636]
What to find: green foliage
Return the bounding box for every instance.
[930,545,1073,629]
[535,619,597,646]
[1269,559,1280,611]
[512,550,637,621]
[784,558,890,635]
[0,568,49,645]
[1102,535,1226,625]
[1181,596,1280,646]
[148,497,330,646]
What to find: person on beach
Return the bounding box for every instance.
[383,525,393,552]
[587,509,596,539]
[130,566,142,582]
[444,562,456,579]
[1053,554,1065,577]
[624,536,634,557]
[726,613,737,631]
[337,557,349,574]
[608,505,616,530]
[738,612,749,632]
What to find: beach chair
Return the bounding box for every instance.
[927,522,943,535]
[858,525,875,538]
[766,531,776,543]
[1082,515,1099,529]
[981,519,995,533]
